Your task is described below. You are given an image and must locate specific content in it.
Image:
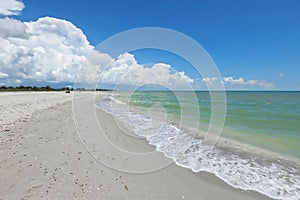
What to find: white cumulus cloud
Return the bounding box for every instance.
[0,1,280,90]
[0,17,95,84]
[0,0,25,16]
[0,17,29,38]
[0,72,9,78]
[0,16,194,89]
[201,76,274,89]
[0,6,271,90]
[223,77,245,85]
[99,53,193,88]
[223,76,274,88]
[202,77,219,84]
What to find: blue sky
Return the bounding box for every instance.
[1,0,300,90]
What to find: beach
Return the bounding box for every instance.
[0,92,273,199]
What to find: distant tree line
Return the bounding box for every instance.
[0,85,113,91]
[95,88,114,91]
[0,85,71,91]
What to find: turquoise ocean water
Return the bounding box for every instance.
[95,91,300,200]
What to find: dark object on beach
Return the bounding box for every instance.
[124,185,129,191]
[65,88,70,93]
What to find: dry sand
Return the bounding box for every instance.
[0,92,272,199]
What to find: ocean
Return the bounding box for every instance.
[95,91,300,200]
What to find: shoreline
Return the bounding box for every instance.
[0,92,272,199]
[94,93,300,199]
[99,93,300,167]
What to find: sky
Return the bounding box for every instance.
[0,0,299,90]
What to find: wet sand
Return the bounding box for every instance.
[0,92,272,199]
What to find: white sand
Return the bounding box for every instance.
[0,92,272,199]
[0,92,71,131]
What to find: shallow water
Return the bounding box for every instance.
[95,91,300,200]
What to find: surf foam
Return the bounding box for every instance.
[95,95,300,200]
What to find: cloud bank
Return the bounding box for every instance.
[202,76,274,90]
[0,0,25,16]
[0,17,93,84]
[0,16,193,89]
[0,2,274,90]
[99,53,193,88]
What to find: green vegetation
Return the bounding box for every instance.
[95,88,114,91]
[0,85,113,92]
[0,85,70,92]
